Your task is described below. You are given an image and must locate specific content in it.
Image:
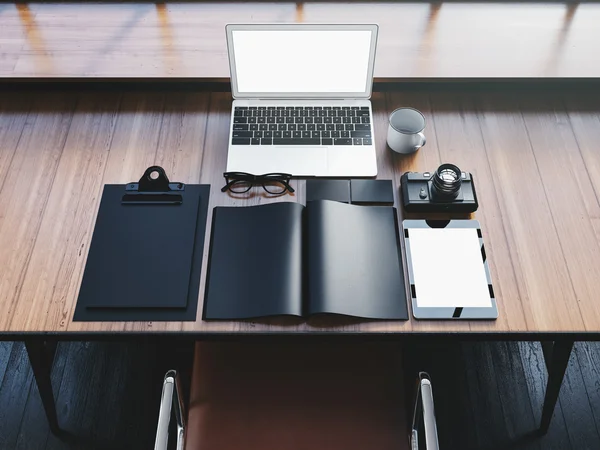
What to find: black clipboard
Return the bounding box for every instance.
[73,166,210,321]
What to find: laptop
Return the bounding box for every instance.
[225,24,379,177]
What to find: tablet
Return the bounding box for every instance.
[403,220,498,320]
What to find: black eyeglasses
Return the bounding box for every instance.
[221,172,295,195]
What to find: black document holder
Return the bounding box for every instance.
[204,201,408,321]
[74,167,210,321]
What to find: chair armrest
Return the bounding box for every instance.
[155,370,186,450]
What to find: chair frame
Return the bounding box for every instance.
[155,370,186,450]
[155,369,440,450]
[411,372,440,450]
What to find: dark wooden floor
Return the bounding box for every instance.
[1,340,600,449]
[0,340,195,450]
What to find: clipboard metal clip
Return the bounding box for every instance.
[122,166,185,205]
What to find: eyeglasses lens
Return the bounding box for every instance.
[262,180,288,194]
[228,180,253,193]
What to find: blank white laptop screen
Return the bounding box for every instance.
[231,29,373,94]
[409,228,492,308]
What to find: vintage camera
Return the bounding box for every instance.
[400,163,479,213]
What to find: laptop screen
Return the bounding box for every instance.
[228,26,377,98]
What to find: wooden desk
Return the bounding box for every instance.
[2,89,600,336]
[1,87,600,433]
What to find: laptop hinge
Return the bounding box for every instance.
[251,98,364,102]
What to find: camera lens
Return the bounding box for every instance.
[431,163,462,200]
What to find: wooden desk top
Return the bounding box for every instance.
[1,88,600,336]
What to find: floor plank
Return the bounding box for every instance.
[489,342,541,450]
[558,345,600,449]
[15,342,71,450]
[0,342,35,449]
[573,343,600,440]
[0,341,13,387]
[462,342,510,448]
[518,341,572,450]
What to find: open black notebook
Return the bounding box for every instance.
[204,200,408,320]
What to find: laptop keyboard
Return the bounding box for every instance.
[231,106,372,146]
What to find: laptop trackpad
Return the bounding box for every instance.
[227,146,328,176]
[268,147,327,176]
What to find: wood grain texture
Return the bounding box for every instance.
[519,341,572,449]
[0,94,32,192]
[8,95,120,333]
[0,94,77,331]
[462,342,513,445]
[488,342,541,447]
[518,95,600,333]
[563,94,600,247]
[556,348,600,448]
[14,341,71,450]
[429,93,527,334]
[1,340,195,450]
[1,3,600,79]
[573,342,600,441]
[1,89,600,334]
[475,94,585,333]
[0,342,34,448]
[66,92,211,334]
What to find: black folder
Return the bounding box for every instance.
[73,166,210,321]
[204,200,408,320]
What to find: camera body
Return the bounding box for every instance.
[401,166,479,213]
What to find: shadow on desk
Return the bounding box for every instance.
[251,314,375,329]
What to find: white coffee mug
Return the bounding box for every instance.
[387,107,427,154]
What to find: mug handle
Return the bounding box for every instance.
[414,132,427,151]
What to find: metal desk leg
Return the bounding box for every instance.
[539,340,574,435]
[24,340,60,434]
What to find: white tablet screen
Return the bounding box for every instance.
[409,228,491,308]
